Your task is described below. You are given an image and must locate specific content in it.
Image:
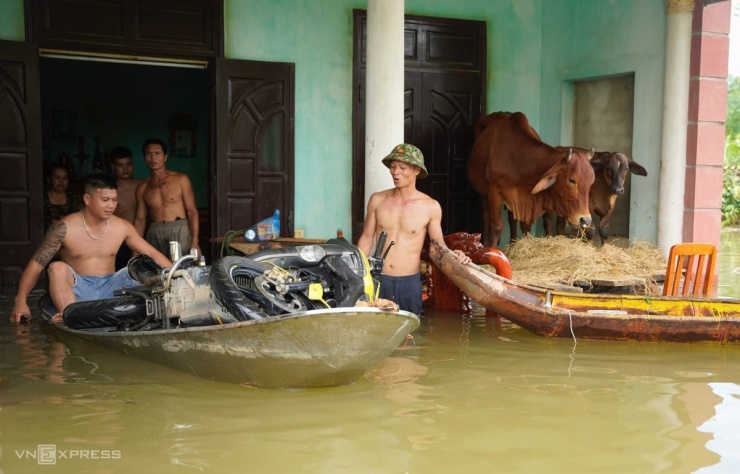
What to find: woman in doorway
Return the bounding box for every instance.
[43,165,81,233]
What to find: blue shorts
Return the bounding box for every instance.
[379,273,423,315]
[67,265,138,302]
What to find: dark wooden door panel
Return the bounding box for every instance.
[214,58,294,243]
[404,72,423,149]
[415,73,481,234]
[0,40,43,285]
[26,0,221,58]
[419,23,483,71]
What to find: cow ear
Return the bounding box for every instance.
[589,151,605,170]
[628,160,648,176]
[533,154,568,193]
[532,174,557,194]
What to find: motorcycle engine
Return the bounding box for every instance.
[164,265,213,322]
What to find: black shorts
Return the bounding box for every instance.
[378,273,422,315]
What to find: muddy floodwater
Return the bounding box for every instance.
[2,232,740,473]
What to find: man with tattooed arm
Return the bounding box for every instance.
[10,174,172,324]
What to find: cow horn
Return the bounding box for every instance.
[566,148,573,162]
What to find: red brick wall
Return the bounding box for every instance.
[684,0,731,248]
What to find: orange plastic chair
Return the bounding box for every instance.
[662,243,717,297]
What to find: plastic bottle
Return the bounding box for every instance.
[245,209,281,241]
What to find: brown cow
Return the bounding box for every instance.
[546,148,647,244]
[468,112,595,247]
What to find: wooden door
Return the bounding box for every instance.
[213,58,295,249]
[414,72,482,234]
[352,12,486,238]
[0,40,43,286]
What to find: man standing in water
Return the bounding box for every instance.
[110,146,144,270]
[134,138,200,258]
[10,174,172,324]
[357,144,470,315]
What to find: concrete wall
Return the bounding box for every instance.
[573,75,636,242]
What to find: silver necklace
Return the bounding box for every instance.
[81,211,109,240]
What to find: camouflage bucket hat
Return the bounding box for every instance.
[381,144,428,179]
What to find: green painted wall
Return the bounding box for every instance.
[225,0,545,240]
[0,0,24,41]
[1,0,667,243]
[225,0,363,239]
[539,0,666,243]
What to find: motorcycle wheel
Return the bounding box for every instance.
[63,296,147,330]
[210,256,272,321]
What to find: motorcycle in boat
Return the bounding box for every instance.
[39,233,420,388]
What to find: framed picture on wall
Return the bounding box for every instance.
[53,110,77,141]
[168,113,198,157]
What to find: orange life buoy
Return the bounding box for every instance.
[470,247,513,280]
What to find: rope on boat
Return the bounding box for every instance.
[566,309,577,377]
[567,310,577,346]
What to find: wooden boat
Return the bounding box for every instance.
[40,293,419,388]
[428,240,740,343]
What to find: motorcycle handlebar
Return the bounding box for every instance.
[373,231,387,260]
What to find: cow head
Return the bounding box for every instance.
[590,152,648,196]
[532,147,595,230]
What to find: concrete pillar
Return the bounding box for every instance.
[683,0,731,251]
[364,0,404,207]
[657,0,694,256]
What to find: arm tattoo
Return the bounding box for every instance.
[32,222,66,266]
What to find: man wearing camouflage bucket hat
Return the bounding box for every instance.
[381,144,428,178]
[358,144,470,315]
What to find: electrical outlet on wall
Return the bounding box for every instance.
[294,229,304,238]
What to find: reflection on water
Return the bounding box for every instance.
[718,229,740,297]
[2,231,740,472]
[696,383,740,472]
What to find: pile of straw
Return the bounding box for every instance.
[501,235,666,295]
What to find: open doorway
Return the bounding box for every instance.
[39,56,212,259]
[572,74,637,243]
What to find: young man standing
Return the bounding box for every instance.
[357,144,470,315]
[134,138,200,259]
[110,146,144,270]
[10,174,172,323]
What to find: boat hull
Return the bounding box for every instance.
[41,296,420,388]
[429,240,740,343]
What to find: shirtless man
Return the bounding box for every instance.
[110,146,144,270]
[134,138,200,259]
[357,144,470,315]
[10,174,172,324]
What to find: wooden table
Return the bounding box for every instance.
[215,236,327,256]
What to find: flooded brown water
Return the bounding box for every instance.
[2,233,740,473]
